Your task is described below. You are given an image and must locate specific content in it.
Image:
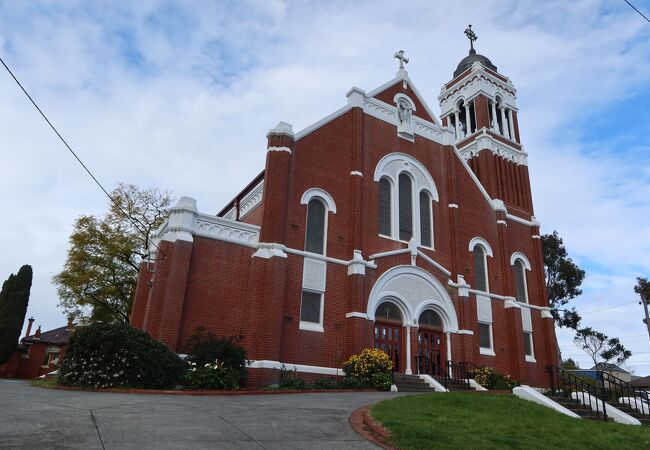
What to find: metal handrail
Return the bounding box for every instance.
[446,360,471,390]
[457,361,482,379]
[599,370,649,416]
[546,365,608,421]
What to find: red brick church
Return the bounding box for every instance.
[132,33,559,388]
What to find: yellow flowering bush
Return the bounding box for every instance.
[343,348,393,385]
[473,367,517,390]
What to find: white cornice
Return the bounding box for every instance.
[267,146,291,153]
[457,130,528,166]
[439,66,518,117]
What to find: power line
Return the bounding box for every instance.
[580,300,638,315]
[624,0,650,23]
[0,55,166,260]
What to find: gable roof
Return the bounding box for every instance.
[366,69,440,126]
[590,362,630,373]
[23,326,73,345]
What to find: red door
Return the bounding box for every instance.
[374,322,401,372]
[417,330,444,376]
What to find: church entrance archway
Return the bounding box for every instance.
[416,310,445,376]
[367,266,459,375]
[373,301,403,372]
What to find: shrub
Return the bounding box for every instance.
[343,348,393,385]
[278,365,310,390]
[59,323,184,389]
[313,377,341,389]
[185,328,248,386]
[185,360,239,390]
[473,367,518,391]
[341,376,366,389]
[371,372,393,391]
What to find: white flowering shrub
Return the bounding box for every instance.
[184,359,239,390]
[59,323,184,389]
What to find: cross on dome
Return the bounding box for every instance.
[394,50,409,70]
[464,25,477,52]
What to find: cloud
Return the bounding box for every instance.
[0,0,649,373]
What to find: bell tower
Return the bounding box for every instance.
[438,26,533,214]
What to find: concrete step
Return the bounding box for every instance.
[545,396,611,421]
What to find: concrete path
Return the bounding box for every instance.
[0,380,403,449]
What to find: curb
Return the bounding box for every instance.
[42,385,378,396]
[349,404,397,450]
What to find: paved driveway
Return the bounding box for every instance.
[0,380,402,449]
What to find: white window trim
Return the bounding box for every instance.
[299,289,325,333]
[300,193,336,256]
[378,176,393,239]
[524,331,536,362]
[478,321,495,356]
[470,242,491,293]
[511,256,531,304]
[419,190,435,249]
[374,153,439,249]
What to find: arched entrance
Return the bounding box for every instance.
[373,301,404,372]
[416,310,445,376]
[367,266,459,375]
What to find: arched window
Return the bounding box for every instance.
[378,177,392,236]
[375,302,403,322]
[418,310,443,329]
[513,259,528,303]
[305,199,326,254]
[473,245,488,292]
[398,173,413,241]
[419,191,432,247]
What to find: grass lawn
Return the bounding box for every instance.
[371,392,650,449]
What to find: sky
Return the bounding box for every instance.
[0,0,649,375]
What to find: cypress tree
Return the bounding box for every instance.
[0,265,33,364]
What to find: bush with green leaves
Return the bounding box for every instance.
[342,348,393,385]
[185,360,239,390]
[185,328,248,386]
[473,367,518,391]
[59,323,185,389]
[278,365,310,390]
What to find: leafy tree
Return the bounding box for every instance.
[634,277,650,336]
[0,265,33,363]
[561,358,579,370]
[541,231,586,329]
[53,184,172,323]
[573,327,632,369]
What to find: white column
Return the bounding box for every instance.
[490,101,498,131]
[405,326,412,375]
[446,331,452,377]
[454,110,461,140]
[464,101,472,136]
[508,109,516,142]
[500,106,509,139]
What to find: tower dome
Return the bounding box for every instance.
[453,48,497,78]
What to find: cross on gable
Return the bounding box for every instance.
[464,25,477,51]
[394,50,409,70]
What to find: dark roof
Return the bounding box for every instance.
[454,49,498,78]
[629,375,650,388]
[22,326,73,345]
[590,363,630,374]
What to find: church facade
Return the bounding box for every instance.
[131,42,559,388]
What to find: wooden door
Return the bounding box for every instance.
[417,330,444,376]
[374,322,401,372]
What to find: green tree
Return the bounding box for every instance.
[634,277,650,340]
[0,265,33,363]
[561,358,579,370]
[573,327,631,369]
[541,231,586,329]
[53,184,172,323]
